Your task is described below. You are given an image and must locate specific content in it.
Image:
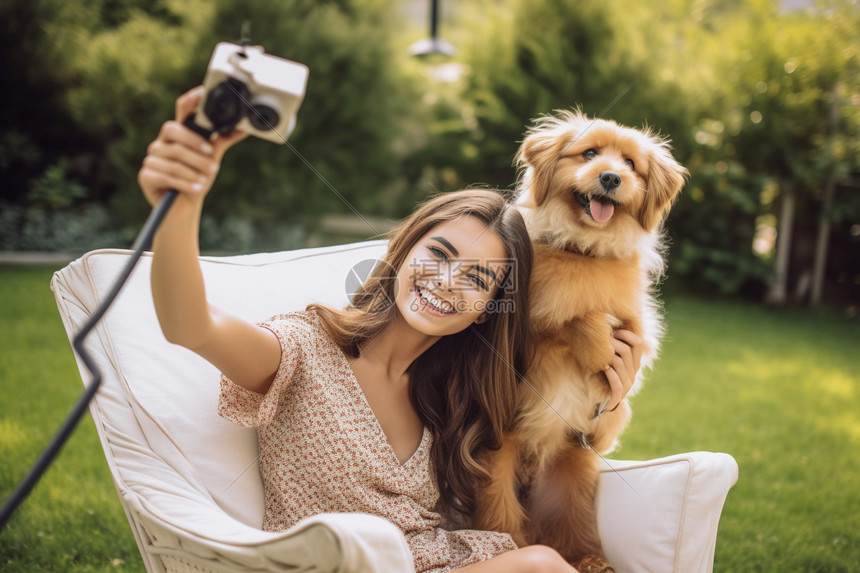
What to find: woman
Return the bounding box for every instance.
[139,87,642,572]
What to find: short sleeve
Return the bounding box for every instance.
[216,312,313,427]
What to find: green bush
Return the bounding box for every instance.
[0,161,123,252]
[97,0,428,237]
[421,0,860,299]
[3,0,858,300]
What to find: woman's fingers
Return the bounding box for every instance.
[155,121,215,160]
[138,165,200,198]
[141,155,208,192]
[613,329,644,372]
[212,129,250,161]
[140,86,250,210]
[602,330,645,413]
[175,86,206,124]
[603,363,624,413]
[171,84,250,160]
[610,338,635,396]
[141,120,218,197]
[146,143,212,181]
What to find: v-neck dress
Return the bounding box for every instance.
[217,310,517,572]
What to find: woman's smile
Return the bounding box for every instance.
[413,284,457,315]
[394,215,508,337]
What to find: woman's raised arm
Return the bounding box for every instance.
[139,87,281,394]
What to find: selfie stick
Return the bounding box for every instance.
[0,117,213,533]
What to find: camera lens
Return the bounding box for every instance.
[203,79,250,133]
[248,104,280,132]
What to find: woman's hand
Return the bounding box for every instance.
[603,329,645,413]
[137,86,247,224]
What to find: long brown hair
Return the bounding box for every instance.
[310,188,533,516]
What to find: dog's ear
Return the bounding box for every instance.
[638,141,688,231]
[516,127,571,207]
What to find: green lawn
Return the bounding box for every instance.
[614,298,860,572]
[0,266,140,572]
[1,266,858,572]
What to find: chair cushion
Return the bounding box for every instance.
[53,241,388,528]
[598,451,738,572]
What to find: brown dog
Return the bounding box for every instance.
[474,111,687,571]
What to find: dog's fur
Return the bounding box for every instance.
[473,111,687,571]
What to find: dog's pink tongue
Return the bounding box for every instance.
[590,199,615,223]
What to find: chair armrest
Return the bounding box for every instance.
[129,496,415,573]
[597,451,739,573]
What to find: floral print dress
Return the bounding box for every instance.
[217,310,516,572]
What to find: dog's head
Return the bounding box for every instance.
[515,110,687,258]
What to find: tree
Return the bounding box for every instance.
[0,0,99,205]
[2,0,427,251]
[695,0,860,302]
[422,0,689,193]
[183,0,425,239]
[427,0,860,301]
[0,0,210,250]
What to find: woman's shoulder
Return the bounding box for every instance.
[262,307,347,350]
[262,308,325,337]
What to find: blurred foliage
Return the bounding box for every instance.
[422,0,860,298]
[425,0,695,189]
[665,0,860,295]
[190,0,428,231]
[0,0,858,300]
[0,0,428,249]
[0,161,122,251]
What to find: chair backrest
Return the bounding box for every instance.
[51,241,388,529]
[51,241,738,573]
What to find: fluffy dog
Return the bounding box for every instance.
[473,111,687,572]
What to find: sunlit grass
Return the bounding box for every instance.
[1,267,858,571]
[0,266,141,572]
[615,298,860,572]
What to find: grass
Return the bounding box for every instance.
[1,265,858,572]
[0,266,141,572]
[614,298,860,572]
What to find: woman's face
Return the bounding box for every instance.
[394,215,510,338]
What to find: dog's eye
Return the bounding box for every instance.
[583,149,597,160]
[625,158,635,170]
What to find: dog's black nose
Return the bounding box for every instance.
[600,171,621,192]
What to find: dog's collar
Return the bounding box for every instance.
[568,428,592,450]
[567,401,613,450]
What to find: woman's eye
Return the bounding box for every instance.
[428,246,449,262]
[468,275,489,291]
[625,158,635,170]
[583,149,598,160]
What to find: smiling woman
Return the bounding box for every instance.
[139,87,649,572]
[308,190,535,526]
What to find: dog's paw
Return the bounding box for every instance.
[574,555,616,573]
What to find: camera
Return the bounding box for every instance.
[193,42,309,143]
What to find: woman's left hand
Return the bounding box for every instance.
[604,329,645,413]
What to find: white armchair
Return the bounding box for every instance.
[51,241,738,573]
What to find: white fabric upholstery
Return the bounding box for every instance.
[597,453,738,572]
[51,242,738,573]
